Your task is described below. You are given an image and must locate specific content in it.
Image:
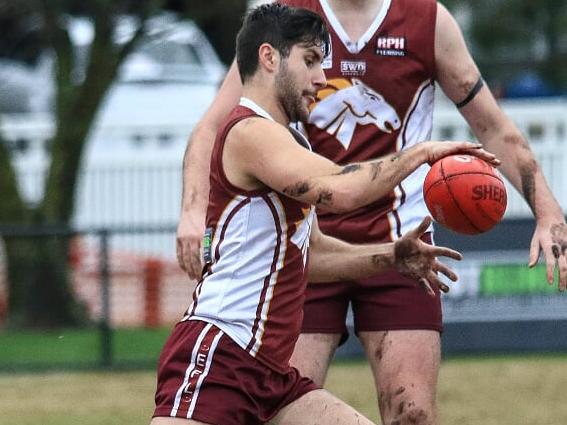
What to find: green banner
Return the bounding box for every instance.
[480,264,559,296]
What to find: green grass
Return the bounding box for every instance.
[3,329,567,424]
[0,327,171,370]
[2,357,567,425]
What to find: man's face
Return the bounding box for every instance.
[275,43,326,123]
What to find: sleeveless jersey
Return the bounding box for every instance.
[282,0,437,243]
[186,98,316,373]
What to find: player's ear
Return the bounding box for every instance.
[258,43,280,73]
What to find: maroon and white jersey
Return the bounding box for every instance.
[185,98,316,373]
[283,0,437,243]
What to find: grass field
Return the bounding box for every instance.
[2,356,567,425]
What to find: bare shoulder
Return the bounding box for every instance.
[434,2,462,47]
[227,117,296,149]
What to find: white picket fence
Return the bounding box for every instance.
[431,97,567,218]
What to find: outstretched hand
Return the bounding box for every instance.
[394,216,463,295]
[529,218,567,291]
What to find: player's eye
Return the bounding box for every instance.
[305,56,315,67]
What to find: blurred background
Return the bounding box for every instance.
[0,0,567,424]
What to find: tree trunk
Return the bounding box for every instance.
[0,1,157,329]
[3,236,87,328]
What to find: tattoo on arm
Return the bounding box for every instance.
[370,161,383,181]
[336,164,362,175]
[519,161,538,215]
[315,190,333,206]
[390,152,402,162]
[283,181,311,197]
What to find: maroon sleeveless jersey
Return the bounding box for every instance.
[187,98,316,373]
[282,0,437,243]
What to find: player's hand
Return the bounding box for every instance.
[394,216,463,295]
[420,141,501,167]
[528,217,567,291]
[176,208,206,280]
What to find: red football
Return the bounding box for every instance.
[423,154,507,235]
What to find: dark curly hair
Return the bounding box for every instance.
[236,3,329,83]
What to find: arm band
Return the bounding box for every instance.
[455,77,484,109]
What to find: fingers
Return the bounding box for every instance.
[419,278,435,297]
[411,216,432,237]
[543,244,556,286]
[528,235,540,268]
[426,271,450,293]
[559,254,567,292]
[176,238,187,272]
[434,260,458,282]
[430,245,463,261]
[178,235,203,280]
[549,244,567,291]
[187,241,203,280]
[462,146,501,167]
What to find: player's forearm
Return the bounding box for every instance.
[479,121,563,221]
[181,123,215,216]
[308,237,395,283]
[301,146,426,213]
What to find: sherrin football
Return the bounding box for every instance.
[423,154,507,235]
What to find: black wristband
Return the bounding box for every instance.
[455,77,484,109]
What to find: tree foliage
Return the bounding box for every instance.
[444,0,567,91]
[167,0,248,64]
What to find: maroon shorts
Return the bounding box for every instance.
[153,320,318,425]
[302,234,442,342]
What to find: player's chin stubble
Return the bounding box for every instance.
[275,66,309,123]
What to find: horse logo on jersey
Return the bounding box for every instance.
[309,78,401,150]
[290,207,314,267]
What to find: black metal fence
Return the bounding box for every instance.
[0,224,193,372]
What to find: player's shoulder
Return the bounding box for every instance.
[434,2,455,28]
[228,116,293,147]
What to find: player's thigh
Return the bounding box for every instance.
[269,388,376,425]
[150,418,209,425]
[289,332,342,386]
[359,330,440,409]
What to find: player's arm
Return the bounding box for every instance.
[225,118,499,213]
[308,215,462,293]
[435,3,567,289]
[177,60,243,279]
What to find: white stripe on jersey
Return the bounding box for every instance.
[191,192,299,356]
[248,192,289,357]
[183,196,248,320]
[389,80,436,240]
[187,329,223,419]
[171,322,213,416]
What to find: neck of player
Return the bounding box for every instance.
[327,0,384,41]
[241,84,291,126]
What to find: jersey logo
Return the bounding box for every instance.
[290,207,314,267]
[376,36,406,57]
[340,60,366,76]
[309,78,401,150]
[322,36,332,69]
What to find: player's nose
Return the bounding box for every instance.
[313,67,327,90]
